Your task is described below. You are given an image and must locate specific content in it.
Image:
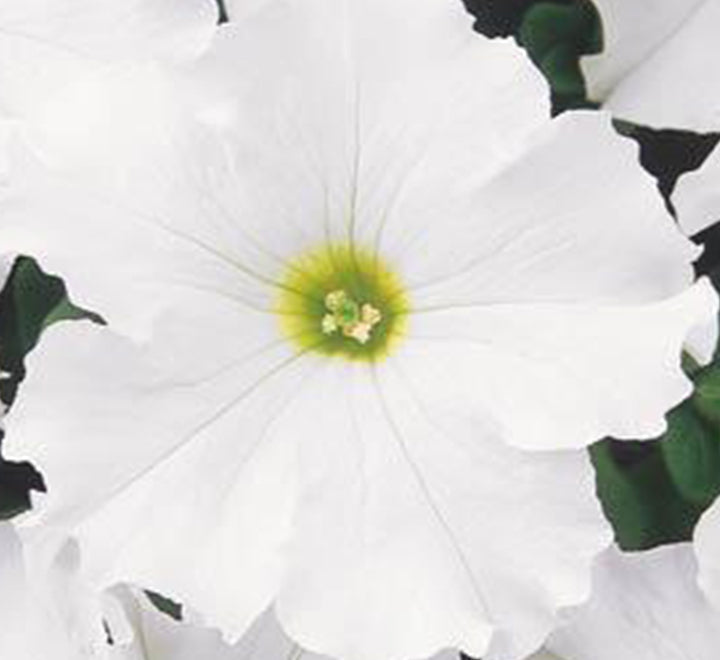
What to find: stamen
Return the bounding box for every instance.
[322,289,382,344]
[321,315,339,335]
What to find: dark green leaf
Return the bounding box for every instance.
[591,439,705,550]
[654,356,720,510]
[463,0,539,38]
[519,1,601,113]
[0,458,45,521]
[145,591,183,621]
[660,403,720,507]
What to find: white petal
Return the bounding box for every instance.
[190,0,548,251]
[220,0,275,22]
[405,279,717,450]
[28,63,205,180]
[0,253,12,290]
[390,112,699,311]
[674,143,720,236]
[4,521,254,660]
[695,497,720,609]
[685,314,719,367]
[0,523,32,656]
[0,0,217,118]
[231,609,460,660]
[4,315,310,642]
[667,146,720,363]
[547,545,720,660]
[526,652,564,660]
[0,523,108,659]
[581,0,700,99]
[582,0,720,129]
[107,587,239,660]
[274,364,609,660]
[0,137,283,339]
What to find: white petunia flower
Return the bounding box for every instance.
[1,0,717,659]
[582,0,720,238]
[582,0,720,131]
[694,497,720,608]
[530,544,720,660]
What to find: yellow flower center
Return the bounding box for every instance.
[275,243,409,362]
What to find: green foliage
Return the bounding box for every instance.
[662,361,720,505]
[0,460,44,521]
[216,0,228,24]
[592,354,720,550]
[462,0,539,38]
[518,1,601,113]
[592,439,706,551]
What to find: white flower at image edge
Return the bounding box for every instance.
[534,544,720,660]
[0,253,11,295]
[582,0,720,132]
[0,522,256,660]
[0,1,717,659]
[0,522,108,660]
[694,497,720,609]
[673,143,720,237]
[582,1,720,237]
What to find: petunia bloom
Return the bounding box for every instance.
[1,1,716,659]
[534,544,720,660]
[582,0,720,131]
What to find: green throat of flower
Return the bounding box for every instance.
[276,243,409,362]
